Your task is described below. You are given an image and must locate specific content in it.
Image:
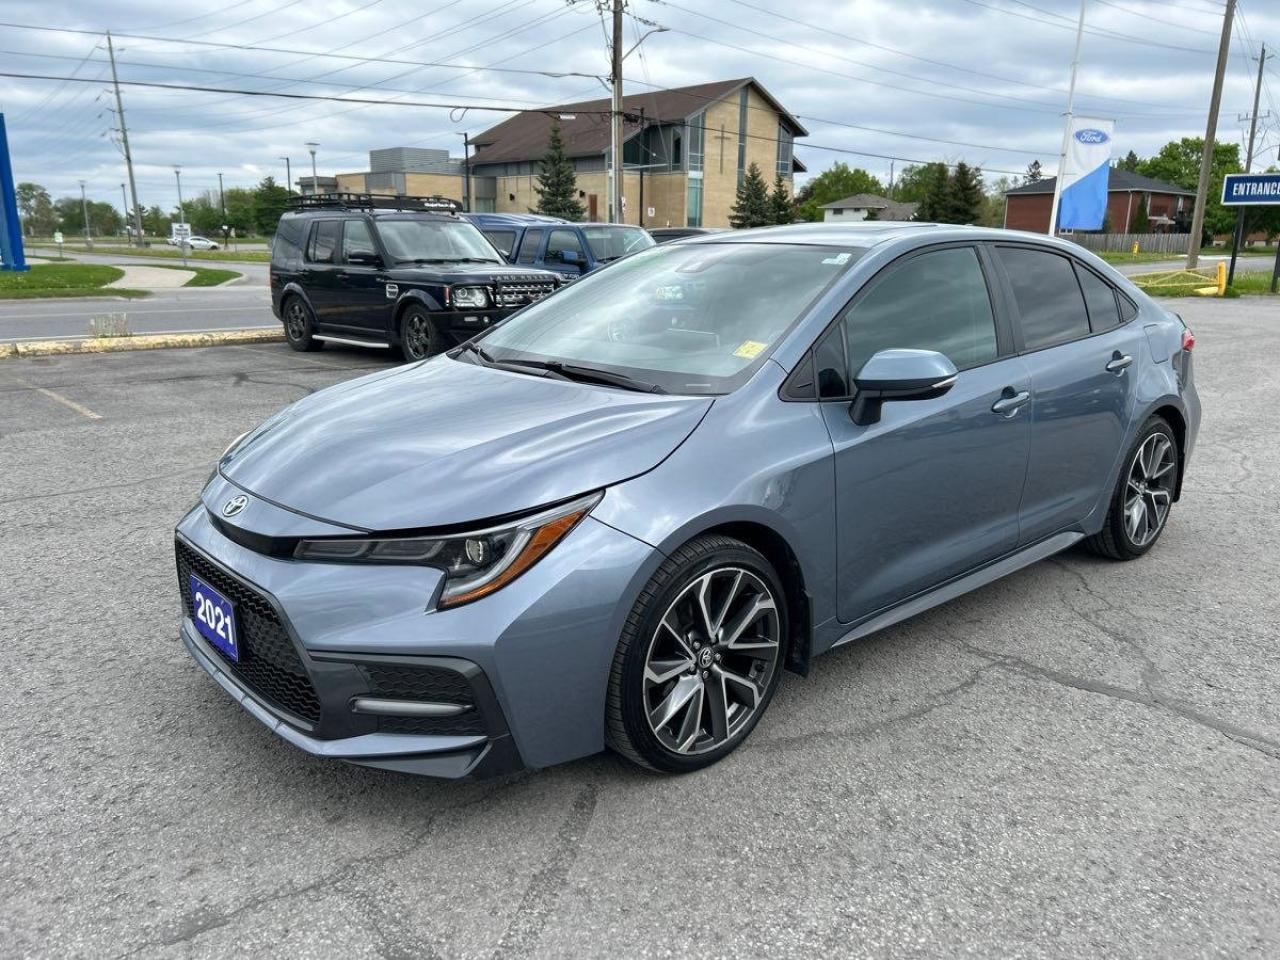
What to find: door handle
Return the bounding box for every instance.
[991,389,1031,416]
[1106,353,1133,373]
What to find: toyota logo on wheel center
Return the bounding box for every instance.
[221,495,248,518]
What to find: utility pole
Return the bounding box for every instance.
[1047,0,1087,237]
[174,165,187,266]
[1228,42,1270,284]
[218,172,226,218]
[79,180,93,250]
[1187,0,1238,269]
[280,156,292,193]
[120,182,127,238]
[459,132,471,212]
[610,0,624,223]
[106,32,144,247]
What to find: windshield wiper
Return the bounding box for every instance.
[455,341,496,364]
[498,358,666,394]
[397,256,500,265]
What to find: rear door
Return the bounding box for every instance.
[545,227,587,278]
[991,245,1145,543]
[301,219,343,325]
[335,218,389,336]
[819,244,1033,622]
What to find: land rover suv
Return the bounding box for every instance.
[270,194,562,360]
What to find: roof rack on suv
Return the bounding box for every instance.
[287,192,462,214]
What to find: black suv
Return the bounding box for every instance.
[270,194,562,360]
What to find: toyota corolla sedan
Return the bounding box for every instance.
[176,223,1199,778]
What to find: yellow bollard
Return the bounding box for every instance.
[1132,241,1140,255]
[1217,261,1226,295]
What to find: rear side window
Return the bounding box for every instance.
[1076,264,1119,330]
[306,220,341,264]
[484,229,517,257]
[271,216,304,266]
[837,246,999,381]
[517,228,544,263]
[997,247,1090,350]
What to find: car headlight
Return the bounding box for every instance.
[451,285,490,309]
[293,492,601,608]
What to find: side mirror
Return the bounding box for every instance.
[559,249,582,266]
[347,250,381,267]
[850,348,957,426]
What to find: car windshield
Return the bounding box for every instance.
[582,225,656,262]
[474,242,864,395]
[376,218,504,264]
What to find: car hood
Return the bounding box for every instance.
[389,263,558,283]
[220,357,713,531]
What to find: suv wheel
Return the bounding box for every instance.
[606,535,786,773]
[399,306,443,361]
[282,296,322,352]
[1086,416,1179,560]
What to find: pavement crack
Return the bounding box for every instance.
[0,466,210,506]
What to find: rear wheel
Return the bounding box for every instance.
[606,535,786,773]
[282,296,322,352]
[1086,416,1179,560]
[398,306,444,362]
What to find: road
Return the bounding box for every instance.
[1,297,1278,958]
[1114,252,1276,275]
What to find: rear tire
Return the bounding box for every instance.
[1086,416,1179,560]
[397,306,444,362]
[606,535,786,773]
[282,296,323,352]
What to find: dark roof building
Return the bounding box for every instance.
[1004,168,1196,233]
[820,193,918,222]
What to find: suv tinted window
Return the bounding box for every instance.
[306,220,341,264]
[834,246,998,384]
[1076,263,1119,329]
[546,228,584,263]
[342,219,376,262]
[517,228,544,263]
[484,229,517,257]
[271,216,305,266]
[997,247,1090,349]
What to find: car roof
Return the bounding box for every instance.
[677,222,1084,251]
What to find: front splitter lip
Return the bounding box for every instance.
[181,618,488,761]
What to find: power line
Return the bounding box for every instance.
[956,0,1218,54]
[1090,0,1223,36]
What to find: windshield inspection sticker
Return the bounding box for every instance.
[733,340,768,359]
[822,252,852,265]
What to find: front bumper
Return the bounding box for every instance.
[175,491,661,777]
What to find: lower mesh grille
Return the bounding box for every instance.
[176,540,322,725]
[362,663,487,736]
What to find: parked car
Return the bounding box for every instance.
[178,223,1199,779]
[166,235,220,250]
[462,213,655,277]
[269,194,563,360]
[648,226,727,243]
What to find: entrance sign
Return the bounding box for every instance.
[1221,173,1280,206]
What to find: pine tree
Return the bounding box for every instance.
[729,162,772,228]
[1120,150,1140,172]
[915,163,952,222]
[532,123,585,221]
[1131,195,1150,234]
[1024,159,1043,184]
[767,173,794,225]
[944,162,984,224]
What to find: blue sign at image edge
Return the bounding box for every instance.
[1221,172,1280,205]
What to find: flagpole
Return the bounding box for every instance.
[1048,0,1087,236]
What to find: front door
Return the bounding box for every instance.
[335,219,390,336]
[991,246,1145,543]
[818,245,1033,623]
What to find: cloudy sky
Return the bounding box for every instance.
[2,0,1278,211]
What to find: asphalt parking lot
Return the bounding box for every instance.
[2,299,1278,959]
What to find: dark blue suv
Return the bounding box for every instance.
[463,213,655,278]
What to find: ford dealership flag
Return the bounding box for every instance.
[1057,118,1114,231]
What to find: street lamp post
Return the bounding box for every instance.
[280,156,292,194]
[78,180,93,250]
[305,142,319,195]
[174,165,188,266]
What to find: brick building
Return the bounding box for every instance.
[1004,169,1196,233]
[466,77,806,227]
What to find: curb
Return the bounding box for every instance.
[0,328,283,360]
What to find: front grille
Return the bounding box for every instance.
[176,540,322,725]
[494,281,556,309]
[361,663,487,736]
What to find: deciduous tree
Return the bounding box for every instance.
[792,161,883,221]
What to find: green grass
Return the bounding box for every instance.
[1097,247,1277,265]
[1133,267,1277,298]
[0,263,149,300]
[150,264,243,287]
[28,242,270,263]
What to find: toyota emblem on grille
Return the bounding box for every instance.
[222,495,248,518]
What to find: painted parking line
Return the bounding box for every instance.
[9,375,103,420]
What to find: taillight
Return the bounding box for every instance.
[1181,328,1196,352]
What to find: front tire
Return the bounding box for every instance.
[398,306,444,361]
[606,535,786,773]
[1086,416,1179,560]
[282,296,323,352]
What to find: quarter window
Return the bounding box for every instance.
[517,228,544,264]
[997,247,1091,350]
[341,220,376,262]
[1075,264,1119,330]
[306,220,341,264]
[835,246,999,385]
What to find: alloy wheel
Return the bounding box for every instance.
[1124,432,1176,547]
[403,311,431,360]
[285,300,309,342]
[643,567,781,755]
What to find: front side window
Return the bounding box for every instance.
[833,246,999,387]
[997,247,1090,350]
[484,229,517,258]
[477,242,864,395]
[374,218,503,264]
[546,228,585,264]
[581,225,655,263]
[306,220,341,264]
[341,220,376,262]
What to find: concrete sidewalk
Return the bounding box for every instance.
[106,264,196,289]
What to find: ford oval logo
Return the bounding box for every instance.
[222,495,248,518]
[1075,128,1110,145]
